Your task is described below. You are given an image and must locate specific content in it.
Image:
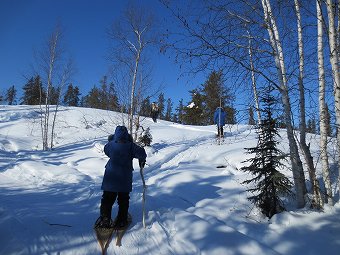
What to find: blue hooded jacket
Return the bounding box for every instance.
[101,126,147,192]
[213,107,226,127]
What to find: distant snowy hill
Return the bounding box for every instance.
[0,105,339,255]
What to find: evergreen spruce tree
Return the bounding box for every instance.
[241,88,292,218]
[99,76,119,110]
[82,77,119,111]
[176,99,184,124]
[83,85,101,109]
[157,93,165,120]
[225,105,237,124]
[73,86,81,106]
[276,113,287,129]
[137,127,153,147]
[201,70,235,124]
[79,96,86,107]
[165,98,173,121]
[139,97,151,117]
[182,89,204,125]
[63,84,81,106]
[49,86,61,105]
[306,117,317,134]
[107,82,119,111]
[21,75,45,105]
[171,113,178,123]
[63,84,74,106]
[6,85,17,105]
[248,106,256,125]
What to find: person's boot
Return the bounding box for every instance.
[115,193,130,229]
[114,220,128,229]
[100,217,113,228]
[99,191,116,228]
[95,215,113,228]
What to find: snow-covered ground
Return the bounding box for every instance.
[0,105,339,255]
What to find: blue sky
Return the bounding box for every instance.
[0,0,204,106]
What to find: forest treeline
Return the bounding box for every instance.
[1,70,239,125]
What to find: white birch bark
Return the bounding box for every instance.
[248,31,261,125]
[50,60,73,149]
[129,28,144,137]
[110,6,155,140]
[326,0,340,200]
[43,31,58,150]
[294,0,323,208]
[318,0,333,205]
[261,0,306,208]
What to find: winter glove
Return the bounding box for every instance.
[139,159,146,169]
[108,134,114,142]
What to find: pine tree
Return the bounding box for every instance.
[165,98,173,121]
[225,105,236,124]
[201,70,234,124]
[157,93,165,119]
[182,89,204,125]
[306,117,317,134]
[73,86,81,106]
[21,75,45,105]
[83,85,101,109]
[276,113,287,129]
[6,85,17,105]
[107,82,119,111]
[49,86,61,105]
[137,127,153,147]
[82,77,119,111]
[176,99,184,124]
[241,88,292,218]
[99,76,108,109]
[63,84,81,106]
[140,97,151,117]
[248,106,256,125]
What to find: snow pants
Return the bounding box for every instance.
[100,191,130,223]
[151,112,158,123]
[217,126,224,137]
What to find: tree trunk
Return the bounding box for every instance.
[129,50,141,138]
[318,0,333,205]
[248,31,261,125]
[261,0,306,208]
[43,32,58,150]
[51,62,72,149]
[326,0,340,201]
[294,0,323,209]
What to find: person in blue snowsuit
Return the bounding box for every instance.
[99,126,147,229]
[213,107,226,137]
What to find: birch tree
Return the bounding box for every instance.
[50,59,73,148]
[162,0,310,207]
[326,0,340,202]
[294,0,323,208]
[261,0,306,208]
[108,3,157,139]
[248,32,261,125]
[34,25,73,150]
[319,0,333,205]
[41,29,58,150]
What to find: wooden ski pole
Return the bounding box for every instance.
[140,166,146,228]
